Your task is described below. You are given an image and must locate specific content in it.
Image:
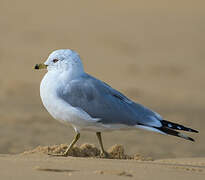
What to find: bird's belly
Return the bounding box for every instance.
[40,78,98,129]
[80,123,135,132]
[40,76,72,123]
[40,89,79,124]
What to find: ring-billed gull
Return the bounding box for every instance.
[34,49,198,157]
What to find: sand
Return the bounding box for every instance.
[22,143,153,160]
[1,152,205,180]
[1,144,205,179]
[0,0,205,179]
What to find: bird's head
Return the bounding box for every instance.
[34,49,84,73]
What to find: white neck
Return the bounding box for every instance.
[47,55,85,81]
[48,63,84,84]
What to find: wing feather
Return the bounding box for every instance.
[58,74,162,126]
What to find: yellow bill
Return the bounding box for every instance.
[34,63,48,70]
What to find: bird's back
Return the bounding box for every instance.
[58,73,162,127]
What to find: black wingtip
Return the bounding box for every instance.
[161,120,199,133]
[189,129,199,133]
[187,137,195,142]
[155,126,196,142]
[177,132,196,142]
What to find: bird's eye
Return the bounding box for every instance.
[53,59,59,63]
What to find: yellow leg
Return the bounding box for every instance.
[64,133,80,156]
[48,133,80,157]
[96,132,109,157]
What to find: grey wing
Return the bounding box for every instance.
[58,74,162,127]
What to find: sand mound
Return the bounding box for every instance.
[22,143,153,160]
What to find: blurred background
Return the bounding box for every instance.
[0,0,204,159]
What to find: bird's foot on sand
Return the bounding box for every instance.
[48,151,69,157]
[99,151,110,158]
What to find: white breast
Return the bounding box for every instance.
[40,71,101,131]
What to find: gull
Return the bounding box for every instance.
[34,49,198,157]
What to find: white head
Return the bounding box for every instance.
[45,49,84,73]
[35,49,84,76]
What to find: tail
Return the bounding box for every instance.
[161,120,198,133]
[137,120,198,142]
[155,120,198,142]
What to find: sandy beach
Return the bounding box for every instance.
[0,0,204,179]
[1,153,205,180]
